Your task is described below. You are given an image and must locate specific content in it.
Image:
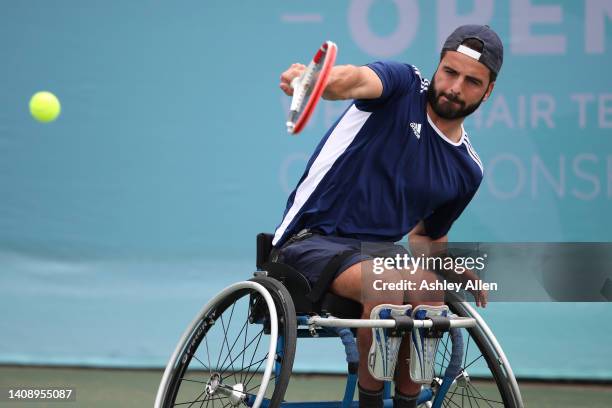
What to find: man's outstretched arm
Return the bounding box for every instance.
[279,63,383,100]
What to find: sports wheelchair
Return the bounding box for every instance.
[155,233,524,408]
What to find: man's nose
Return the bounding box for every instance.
[448,78,463,96]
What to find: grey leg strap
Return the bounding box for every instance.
[393,388,418,408]
[358,383,383,408]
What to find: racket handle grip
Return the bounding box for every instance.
[290,77,301,90]
[286,110,299,133]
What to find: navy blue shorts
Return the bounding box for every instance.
[277,234,409,286]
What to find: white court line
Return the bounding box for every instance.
[280,13,323,23]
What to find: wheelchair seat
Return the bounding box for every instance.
[256,233,362,319]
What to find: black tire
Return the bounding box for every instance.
[156,280,296,408]
[249,276,297,407]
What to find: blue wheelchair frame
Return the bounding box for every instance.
[154,277,523,408]
[246,314,465,408]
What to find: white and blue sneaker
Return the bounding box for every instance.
[409,304,449,383]
[367,303,413,381]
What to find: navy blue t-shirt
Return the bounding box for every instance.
[273,61,483,246]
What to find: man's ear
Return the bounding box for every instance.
[482,81,495,102]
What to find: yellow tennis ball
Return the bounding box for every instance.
[29,91,61,123]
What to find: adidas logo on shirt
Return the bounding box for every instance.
[410,122,422,139]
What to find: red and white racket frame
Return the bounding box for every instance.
[286,41,338,134]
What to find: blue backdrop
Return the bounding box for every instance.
[1,0,612,379]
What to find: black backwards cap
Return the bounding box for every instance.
[442,24,504,76]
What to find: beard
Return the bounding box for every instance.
[427,75,486,120]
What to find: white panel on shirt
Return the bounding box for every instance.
[273,104,372,245]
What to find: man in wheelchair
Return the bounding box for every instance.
[273,25,502,408]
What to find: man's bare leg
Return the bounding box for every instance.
[394,267,444,396]
[330,261,404,393]
[330,261,445,403]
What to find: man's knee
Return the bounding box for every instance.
[362,265,405,307]
[330,261,368,302]
[331,260,406,307]
[401,267,445,305]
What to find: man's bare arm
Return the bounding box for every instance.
[323,65,383,100]
[408,221,448,256]
[279,64,383,100]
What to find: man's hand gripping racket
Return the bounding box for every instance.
[281,41,337,134]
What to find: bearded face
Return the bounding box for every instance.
[427,51,493,120]
[427,74,486,120]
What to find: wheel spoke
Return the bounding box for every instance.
[467,382,502,407]
[240,307,251,383]
[466,384,475,408]
[241,329,265,387]
[245,372,277,393]
[173,399,211,407]
[435,334,452,377]
[218,310,239,385]
[464,333,471,368]
[174,390,214,407]
[179,377,208,385]
[219,329,265,379]
[446,393,464,408]
[463,354,484,371]
[215,311,229,370]
[225,355,268,382]
[191,354,211,372]
[465,384,482,408]
[217,317,251,377]
[205,334,213,376]
[184,388,208,408]
[197,390,210,408]
[243,351,268,388]
[442,334,451,363]
[438,335,452,367]
[443,386,469,408]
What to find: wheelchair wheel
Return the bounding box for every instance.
[155,279,296,408]
[428,301,523,408]
[250,276,297,406]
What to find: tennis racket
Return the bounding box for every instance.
[286,41,337,134]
